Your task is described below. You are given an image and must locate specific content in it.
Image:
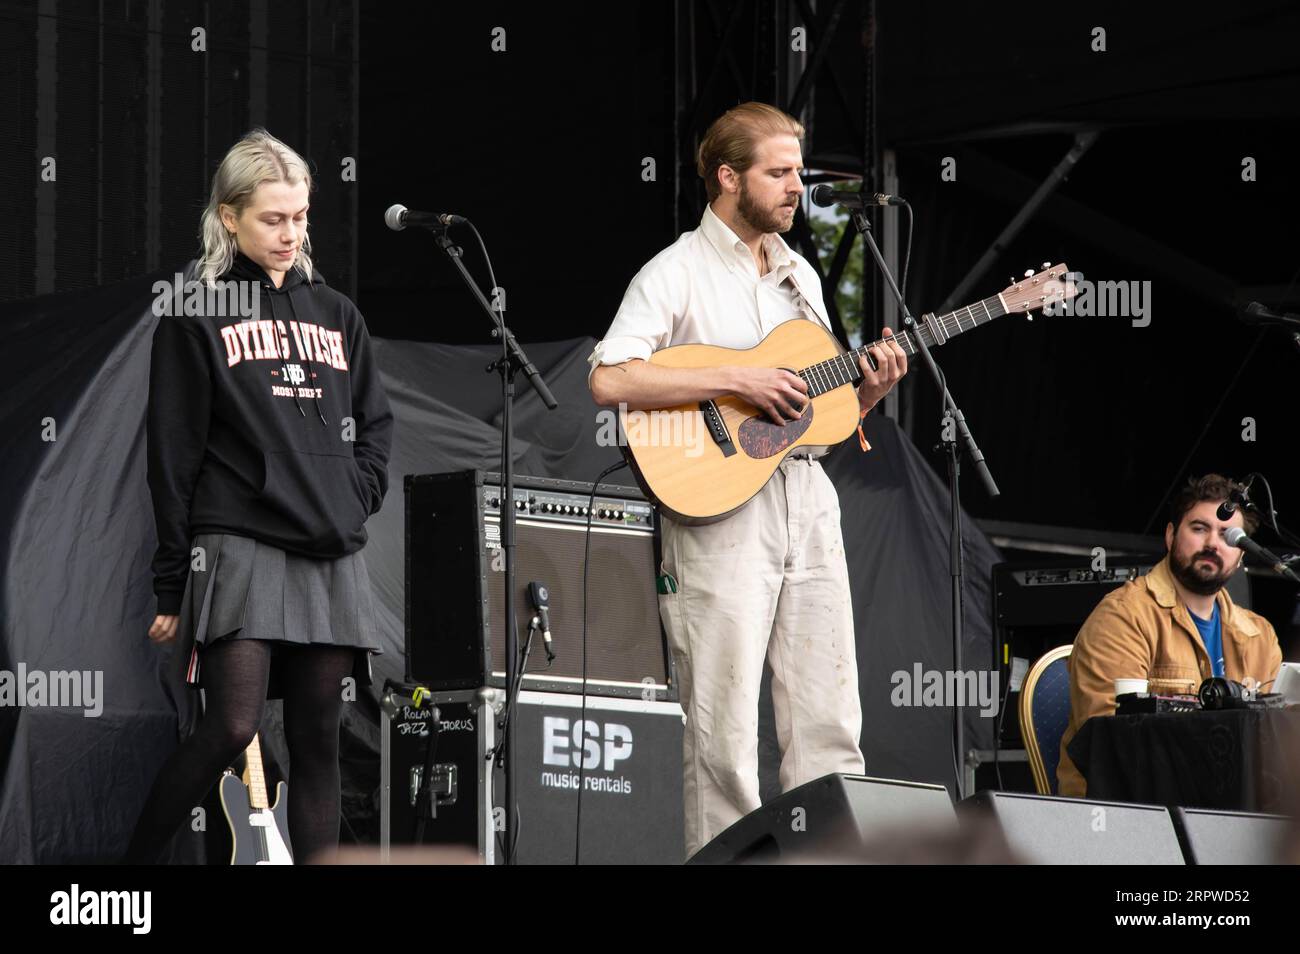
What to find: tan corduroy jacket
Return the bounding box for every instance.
[1056,555,1283,797]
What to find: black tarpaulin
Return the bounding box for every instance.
[0,270,999,862]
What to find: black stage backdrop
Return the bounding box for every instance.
[0,268,998,863]
[355,3,1300,536]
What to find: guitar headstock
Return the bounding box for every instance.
[1001,263,1076,318]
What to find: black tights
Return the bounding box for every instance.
[123,639,356,864]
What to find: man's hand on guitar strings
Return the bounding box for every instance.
[857,326,908,414]
[731,366,810,425]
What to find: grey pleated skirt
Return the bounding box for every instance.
[176,532,381,697]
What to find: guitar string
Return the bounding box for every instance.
[797,285,1064,396]
[799,297,1002,396]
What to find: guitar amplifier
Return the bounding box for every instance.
[405,470,675,699]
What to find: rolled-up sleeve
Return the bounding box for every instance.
[587,257,680,386]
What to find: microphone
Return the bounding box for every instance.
[1216,483,1252,522]
[527,581,555,662]
[810,184,905,209]
[383,204,467,232]
[1238,301,1300,331]
[1224,527,1297,580]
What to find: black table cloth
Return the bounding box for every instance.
[1067,709,1300,812]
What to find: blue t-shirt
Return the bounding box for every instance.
[1189,601,1225,678]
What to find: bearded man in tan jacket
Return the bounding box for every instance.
[1057,474,1285,797]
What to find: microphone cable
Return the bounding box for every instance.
[575,458,629,865]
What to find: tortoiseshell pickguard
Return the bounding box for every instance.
[736,405,813,458]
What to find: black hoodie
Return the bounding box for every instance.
[147,251,394,615]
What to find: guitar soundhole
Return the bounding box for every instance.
[736,405,813,458]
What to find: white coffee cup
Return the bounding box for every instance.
[1115,678,1149,696]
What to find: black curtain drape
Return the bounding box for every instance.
[0,274,999,862]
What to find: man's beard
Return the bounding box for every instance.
[737,181,795,234]
[1169,547,1234,596]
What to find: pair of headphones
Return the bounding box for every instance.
[1197,677,1253,710]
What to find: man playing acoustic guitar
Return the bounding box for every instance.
[588,102,907,859]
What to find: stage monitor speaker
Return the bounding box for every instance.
[688,773,956,864]
[1172,807,1292,864]
[960,791,1184,864]
[405,470,673,699]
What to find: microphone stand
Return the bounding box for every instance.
[433,227,557,864]
[1241,303,1300,357]
[847,207,999,801]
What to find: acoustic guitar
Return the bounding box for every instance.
[218,732,293,864]
[617,263,1076,523]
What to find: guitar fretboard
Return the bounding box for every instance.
[799,294,1006,397]
[244,735,269,811]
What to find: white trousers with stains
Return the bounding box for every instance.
[658,455,865,860]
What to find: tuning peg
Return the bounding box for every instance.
[1009,276,1016,284]
[1025,311,1034,321]
[1023,268,1034,277]
[1041,261,1051,269]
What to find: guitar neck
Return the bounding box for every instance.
[800,293,1007,397]
[242,734,270,811]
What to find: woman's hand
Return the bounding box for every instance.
[149,614,179,644]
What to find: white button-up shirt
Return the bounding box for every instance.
[588,204,834,383]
